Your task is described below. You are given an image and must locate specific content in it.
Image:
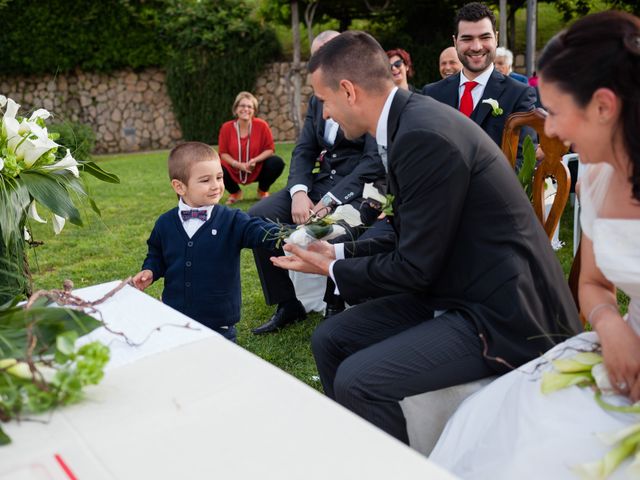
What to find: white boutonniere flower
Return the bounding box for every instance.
[482,98,504,117]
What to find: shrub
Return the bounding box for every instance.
[48,121,96,162]
[162,0,281,143]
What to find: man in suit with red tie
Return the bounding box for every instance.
[422,2,536,149]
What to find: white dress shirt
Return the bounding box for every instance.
[177,198,214,239]
[458,64,494,111]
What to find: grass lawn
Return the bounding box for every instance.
[27,143,585,389]
[27,143,324,390]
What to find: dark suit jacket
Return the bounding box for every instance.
[422,69,537,147]
[287,95,384,204]
[336,89,581,372]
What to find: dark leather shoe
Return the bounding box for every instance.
[252,301,306,335]
[323,305,345,320]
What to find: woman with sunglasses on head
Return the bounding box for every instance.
[430,11,640,479]
[218,91,285,205]
[386,48,417,92]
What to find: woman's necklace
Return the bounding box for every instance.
[234,120,252,184]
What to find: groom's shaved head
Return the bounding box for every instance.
[308,31,393,93]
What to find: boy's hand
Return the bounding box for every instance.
[133,270,153,290]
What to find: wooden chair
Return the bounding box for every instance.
[500,108,571,240]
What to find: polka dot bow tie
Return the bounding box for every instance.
[180,209,208,221]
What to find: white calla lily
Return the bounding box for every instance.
[0,157,4,172]
[52,214,66,235]
[3,97,20,121]
[362,182,387,204]
[28,201,47,224]
[0,94,6,108]
[596,423,640,446]
[18,135,59,167]
[28,109,51,122]
[482,98,499,110]
[592,363,615,393]
[330,204,363,228]
[44,149,79,177]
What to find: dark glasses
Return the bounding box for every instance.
[390,59,404,70]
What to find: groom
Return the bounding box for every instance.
[271,31,581,443]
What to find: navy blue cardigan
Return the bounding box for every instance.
[142,205,278,330]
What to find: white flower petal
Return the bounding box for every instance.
[28,109,51,121]
[28,201,47,224]
[23,227,31,241]
[362,182,387,204]
[0,157,4,171]
[596,423,640,446]
[592,363,615,393]
[52,214,65,235]
[44,149,80,177]
[482,98,499,110]
[19,136,59,167]
[3,97,20,121]
[0,95,7,108]
[329,204,362,227]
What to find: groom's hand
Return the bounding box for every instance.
[270,243,332,275]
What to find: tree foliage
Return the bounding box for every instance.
[162,0,281,143]
[0,0,165,74]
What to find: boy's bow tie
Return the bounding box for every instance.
[180,209,208,221]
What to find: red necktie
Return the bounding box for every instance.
[459,81,478,117]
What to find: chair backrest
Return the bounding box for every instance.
[500,108,571,240]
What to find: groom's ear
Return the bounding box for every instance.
[339,79,357,105]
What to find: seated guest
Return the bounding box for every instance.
[218,91,284,205]
[431,11,640,478]
[494,46,528,84]
[438,46,462,78]
[132,142,279,342]
[272,30,580,445]
[386,48,417,91]
[422,3,536,149]
[248,31,385,334]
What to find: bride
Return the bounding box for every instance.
[430,11,640,479]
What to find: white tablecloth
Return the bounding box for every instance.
[0,282,456,480]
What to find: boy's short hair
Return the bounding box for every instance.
[232,91,259,116]
[168,142,219,183]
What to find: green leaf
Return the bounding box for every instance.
[19,171,82,226]
[0,424,11,445]
[79,162,120,184]
[56,331,78,356]
[517,135,536,200]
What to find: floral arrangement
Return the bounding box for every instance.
[482,98,503,117]
[265,183,393,248]
[0,280,117,446]
[0,94,119,301]
[542,350,640,478]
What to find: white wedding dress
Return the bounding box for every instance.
[430,163,640,479]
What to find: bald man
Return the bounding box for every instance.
[438,46,462,79]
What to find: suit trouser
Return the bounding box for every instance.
[311,293,495,444]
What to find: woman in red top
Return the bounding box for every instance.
[218,91,285,204]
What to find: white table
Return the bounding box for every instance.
[0,282,456,480]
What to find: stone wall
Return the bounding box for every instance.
[0,62,311,154]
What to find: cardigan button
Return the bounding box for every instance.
[186,261,192,267]
[187,241,194,247]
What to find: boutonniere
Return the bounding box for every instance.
[362,183,394,217]
[482,98,504,117]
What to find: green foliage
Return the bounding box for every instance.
[517,135,537,199]
[48,122,96,162]
[0,295,109,444]
[162,0,281,143]
[0,0,165,74]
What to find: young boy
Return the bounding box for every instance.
[133,142,279,341]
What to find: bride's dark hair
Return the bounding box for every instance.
[538,10,640,202]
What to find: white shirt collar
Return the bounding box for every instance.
[375,86,399,149]
[459,63,494,88]
[178,198,215,222]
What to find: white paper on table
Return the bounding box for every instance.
[73,281,216,370]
